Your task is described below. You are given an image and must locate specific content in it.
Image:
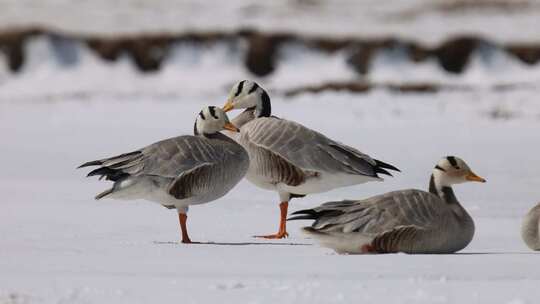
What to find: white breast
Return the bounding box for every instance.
[277,172,380,195]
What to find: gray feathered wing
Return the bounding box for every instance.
[241,117,398,179]
[79,135,223,200]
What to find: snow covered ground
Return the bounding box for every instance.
[1,20,540,304]
[1,86,540,303]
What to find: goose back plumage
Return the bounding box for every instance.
[233,115,398,195]
[80,134,249,207]
[290,189,475,254]
[241,117,393,176]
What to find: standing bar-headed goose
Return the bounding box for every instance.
[78,106,249,243]
[289,156,486,254]
[522,203,540,251]
[222,80,399,239]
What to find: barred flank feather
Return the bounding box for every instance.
[371,226,420,253]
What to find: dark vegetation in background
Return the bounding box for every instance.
[1,27,540,93]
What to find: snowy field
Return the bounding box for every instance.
[2,83,540,303]
[2,6,540,303]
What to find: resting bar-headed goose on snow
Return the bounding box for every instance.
[78,106,249,243]
[289,156,486,254]
[222,80,399,239]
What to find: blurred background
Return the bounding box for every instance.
[1,0,540,102]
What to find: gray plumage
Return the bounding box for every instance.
[242,117,388,175]
[521,203,540,251]
[230,111,399,196]
[223,80,399,238]
[290,157,484,254]
[79,106,248,243]
[80,133,249,209]
[80,105,249,214]
[290,189,473,254]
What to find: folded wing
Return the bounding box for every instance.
[289,189,446,235]
[241,117,399,178]
[79,136,226,200]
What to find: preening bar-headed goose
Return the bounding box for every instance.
[222,80,399,239]
[289,156,486,254]
[522,203,540,251]
[78,106,249,243]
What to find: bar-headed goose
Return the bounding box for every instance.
[78,106,249,243]
[222,80,399,239]
[522,203,540,251]
[289,156,486,254]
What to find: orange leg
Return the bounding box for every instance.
[178,213,192,243]
[255,202,289,239]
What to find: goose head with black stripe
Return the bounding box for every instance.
[194,106,239,137]
[222,80,271,127]
[430,156,486,202]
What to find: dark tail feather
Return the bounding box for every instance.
[78,160,102,169]
[87,167,113,177]
[288,207,345,221]
[288,214,316,221]
[374,159,400,172]
[374,166,392,177]
[291,208,318,216]
[287,208,318,221]
[87,167,128,182]
[78,151,142,169]
[82,151,142,180]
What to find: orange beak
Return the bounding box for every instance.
[222,100,234,112]
[223,122,239,132]
[466,171,486,183]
